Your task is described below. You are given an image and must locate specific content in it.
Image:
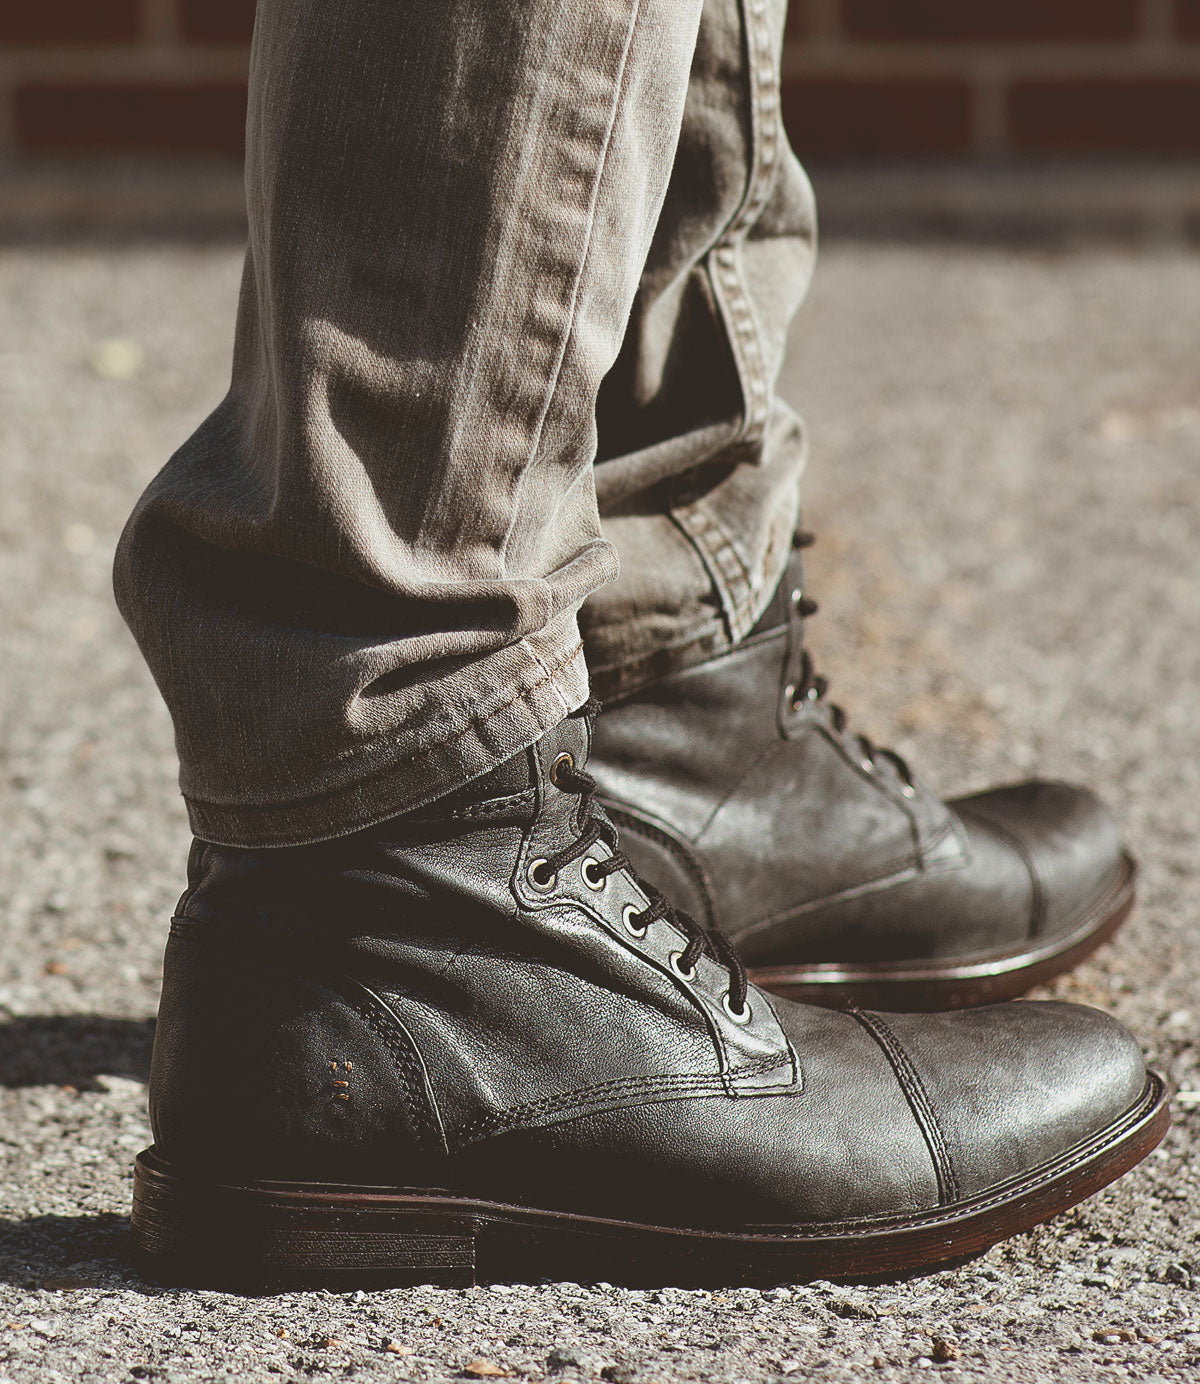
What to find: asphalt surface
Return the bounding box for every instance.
[1,238,1198,1382]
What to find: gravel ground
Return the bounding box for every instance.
[1,238,1198,1383]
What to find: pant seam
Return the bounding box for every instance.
[498,0,645,578]
[702,0,780,449]
[670,503,757,640]
[648,0,786,646]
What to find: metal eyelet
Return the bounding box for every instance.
[790,587,804,607]
[622,904,648,939]
[722,992,752,1025]
[669,951,697,982]
[901,782,917,800]
[549,752,574,787]
[526,858,557,893]
[581,856,607,891]
[861,757,876,773]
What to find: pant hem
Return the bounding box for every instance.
[184,642,589,849]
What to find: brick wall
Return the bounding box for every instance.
[785,0,1200,156]
[3,1,1200,160]
[0,1,252,157]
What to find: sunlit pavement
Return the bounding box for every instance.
[0,236,1197,1382]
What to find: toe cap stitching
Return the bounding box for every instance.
[956,803,1046,939]
[849,1007,960,1205]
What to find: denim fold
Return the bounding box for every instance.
[114,0,816,846]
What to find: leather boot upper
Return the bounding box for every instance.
[589,547,1129,972]
[148,711,1149,1233]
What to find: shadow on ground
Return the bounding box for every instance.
[0,1017,154,1089]
[0,1213,147,1292]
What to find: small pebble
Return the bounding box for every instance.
[930,1337,961,1363]
[463,1360,512,1379]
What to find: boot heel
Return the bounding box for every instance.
[131,1148,478,1288]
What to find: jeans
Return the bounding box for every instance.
[113,0,817,848]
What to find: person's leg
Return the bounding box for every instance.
[583,2,1135,1011]
[114,0,705,848]
[584,0,816,696]
[123,0,1166,1289]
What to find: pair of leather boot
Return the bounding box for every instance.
[132,541,1165,1288]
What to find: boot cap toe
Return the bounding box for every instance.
[952,779,1128,939]
[877,999,1149,1200]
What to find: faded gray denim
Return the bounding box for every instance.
[114,0,817,848]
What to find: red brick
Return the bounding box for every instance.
[782,78,972,158]
[1009,80,1200,154]
[0,0,140,45]
[843,0,1139,43]
[15,84,249,157]
[180,0,258,44]
[1178,0,1200,40]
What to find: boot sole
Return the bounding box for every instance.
[746,852,1137,1012]
[130,1071,1167,1290]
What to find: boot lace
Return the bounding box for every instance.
[531,698,751,1017]
[789,531,916,796]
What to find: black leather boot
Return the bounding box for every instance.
[590,535,1137,1011]
[133,704,1165,1287]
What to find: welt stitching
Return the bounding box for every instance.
[850,1008,959,1205]
[603,804,719,930]
[454,1053,788,1145]
[431,1080,1157,1248]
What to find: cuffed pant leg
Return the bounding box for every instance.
[113,0,704,846]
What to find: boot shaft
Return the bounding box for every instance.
[149,714,796,1186]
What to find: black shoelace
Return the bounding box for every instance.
[789,531,916,795]
[532,698,751,1018]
